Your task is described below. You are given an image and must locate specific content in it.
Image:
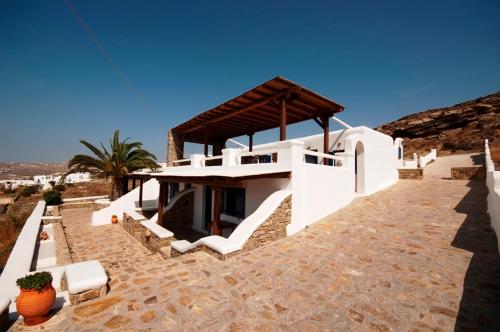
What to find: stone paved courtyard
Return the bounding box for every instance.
[9,178,500,331]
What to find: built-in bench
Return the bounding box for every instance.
[62,260,108,304]
[122,211,174,254]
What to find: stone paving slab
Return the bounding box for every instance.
[9,179,500,331]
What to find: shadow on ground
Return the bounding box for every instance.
[451,180,500,331]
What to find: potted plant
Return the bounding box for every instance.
[16,271,55,326]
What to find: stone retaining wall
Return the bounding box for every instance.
[60,202,100,211]
[171,196,292,261]
[398,168,423,179]
[451,166,486,180]
[122,213,173,254]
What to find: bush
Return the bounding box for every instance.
[53,184,66,192]
[20,185,39,197]
[16,271,53,291]
[43,190,62,206]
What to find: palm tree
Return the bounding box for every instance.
[64,130,159,200]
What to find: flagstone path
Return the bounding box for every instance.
[9,178,500,331]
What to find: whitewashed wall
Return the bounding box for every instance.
[92,179,159,225]
[485,140,500,253]
[245,178,290,216]
[419,149,437,168]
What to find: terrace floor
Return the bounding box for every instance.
[10,178,500,331]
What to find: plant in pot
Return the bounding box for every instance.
[16,271,55,326]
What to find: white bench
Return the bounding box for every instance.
[140,220,174,239]
[64,260,108,304]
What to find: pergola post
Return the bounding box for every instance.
[138,178,144,208]
[157,182,166,225]
[132,177,136,189]
[204,127,209,157]
[212,187,222,235]
[248,133,254,152]
[321,115,330,165]
[280,98,287,141]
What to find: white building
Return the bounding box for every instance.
[33,172,91,185]
[92,77,404,259]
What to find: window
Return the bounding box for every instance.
[169,182,179,200]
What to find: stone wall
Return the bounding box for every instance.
[166,129,184,166]
[398,168,424,180]
[171,196,292,261]
[122,213,173,254]
[60,202,100,211]
[164,191,194,227]
[451,166,486,180]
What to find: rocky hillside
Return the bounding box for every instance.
[376,91,500,157]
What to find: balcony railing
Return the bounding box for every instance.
[303,150,345,167]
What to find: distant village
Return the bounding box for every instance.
[0,172,91,191]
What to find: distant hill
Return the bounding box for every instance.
[376,91,500,157]
[0,162,67,180]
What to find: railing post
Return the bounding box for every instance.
[222,149,240,166]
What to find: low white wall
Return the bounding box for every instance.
[92,179,159,225]
[402,153,418,169]
[0,201,46,300]
[419,149,437,168]
[485,140,500,253]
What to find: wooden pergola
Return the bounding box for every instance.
[157,76,343,235]
[170,76,344,157]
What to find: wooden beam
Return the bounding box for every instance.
[280,98,287,141]
[181,89,293,135]
[321,115,329,165]
[313,117,323,128]
[139,178,144,208]
[212,187,222,236]
[248,133,253,152]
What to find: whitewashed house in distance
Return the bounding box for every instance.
[93,77,403,260]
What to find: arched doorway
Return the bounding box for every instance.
[355,141,365,193]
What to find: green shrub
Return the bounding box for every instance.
[20,185,39,197]
[53,184,66,191]
[16,271,53,291]
[43,190,62,206]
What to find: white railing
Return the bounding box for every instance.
[485,139,500,253]
[172,158,191,167]
[203,155,223,166]
[419,149,437,168]
[303,150,344,166]
[239,149,278,165]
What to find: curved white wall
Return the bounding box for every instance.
[92,179,159,226]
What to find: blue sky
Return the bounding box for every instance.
[1,0,499,162]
